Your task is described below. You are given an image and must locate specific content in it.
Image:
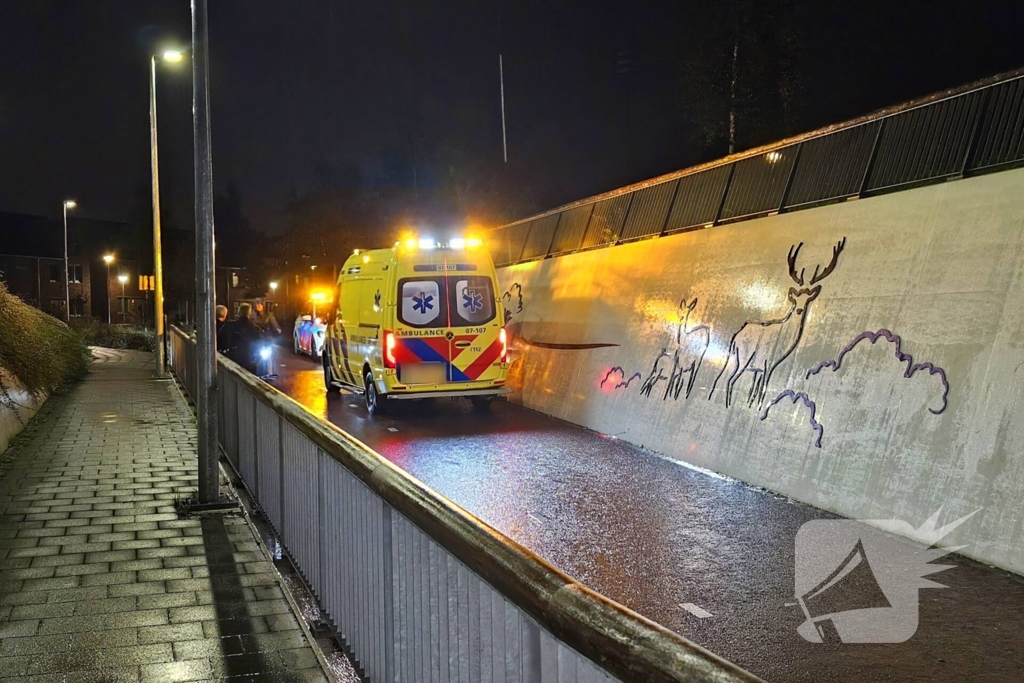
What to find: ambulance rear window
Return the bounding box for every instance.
[450,276,495,326]
[399,278,445,328]
[397,276,496,328]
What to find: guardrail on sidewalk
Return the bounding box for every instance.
[168,326,761,683]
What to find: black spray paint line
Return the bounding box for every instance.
[524,340,620,350]
[709,238,846,409]
[804,328,950,415]
[600,367,642,390]
[760,389,824,448]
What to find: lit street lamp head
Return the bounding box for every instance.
[103,254,114,264]
[63,199,76,209]
[117,274,128,284]
[161,49,185,63]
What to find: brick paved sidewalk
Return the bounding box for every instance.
[0,349,329,682]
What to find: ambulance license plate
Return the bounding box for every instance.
[399,362,446,385]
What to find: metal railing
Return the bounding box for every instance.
[168,326,760,683]
[489,68,1024,266]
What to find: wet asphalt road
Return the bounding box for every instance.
[272,348,1024,682]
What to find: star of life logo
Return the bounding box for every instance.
[792,508,979,644]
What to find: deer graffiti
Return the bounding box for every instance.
[641,298,711,400]
[709,238,846,408]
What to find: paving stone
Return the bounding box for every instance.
[0,618,41,637]
[10,601,77,620]
[37,608,168,634]
[73,596,138,615]
[140,658,213,682]
[7,545,61,558]
[22,575,81,591]
[81,570,137,587]
[89,532,138,543]
[168,604,220,624]
[112,539,162,551]
[135,591,197,610]
[0,653,32,677]
[85,549,137,563]
[111,558,164,573]
[108,581,167,598]
[68,627,140,650]
[46,585,110,603]
[1,590,51,606]
[138,622,204,645]
[172,635,245,660]
[0,633,72,657]
[55,562,112,577]
[65,664,141,683]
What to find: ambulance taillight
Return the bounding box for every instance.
[385,332,397,369]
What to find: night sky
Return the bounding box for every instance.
[2,1,1024,236]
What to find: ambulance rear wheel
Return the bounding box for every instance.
[470,396,493,412]
[323,355,340,393]
[365,371,387,416]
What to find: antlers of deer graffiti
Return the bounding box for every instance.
[788,237,846,287]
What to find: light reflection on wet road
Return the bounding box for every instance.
[272,349,1024,682]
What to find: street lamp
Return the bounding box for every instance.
[268,281,278,295]
[150,47,187,377]
[61,200,76,322]
[117,274,128,324]
[103,254,114,324]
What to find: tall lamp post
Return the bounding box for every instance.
[150,48,186,378]
[103,254,114,324]
[117,274,128,324]
[62,200,76,322]
[193,0,219,505]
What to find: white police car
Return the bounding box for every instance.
[293,314,327,358]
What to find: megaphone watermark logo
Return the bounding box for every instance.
[792,508,980,643]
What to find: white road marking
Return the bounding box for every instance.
[387,427,398,432]
[680,603,713,618]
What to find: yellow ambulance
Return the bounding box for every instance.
[323,236,510,415]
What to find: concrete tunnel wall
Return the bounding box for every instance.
[496,167,1024,575]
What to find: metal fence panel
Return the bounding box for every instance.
[580,194,631,249]
[489,221,531,267]
[784,122,880,208]
[319,454,388,682]
[720,146,798,221]
[968,78,1024,172]
[281,423,320,595]
[255,402,282,532]
[549,204,594,255]
[520,214,561,260]
[664,165,732,232]
[868,91,984,191]
[620,179,679,241]
[237,390,256,489]
[223,374,238,467]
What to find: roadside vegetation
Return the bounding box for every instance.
[0,283,90,404]
[71,319,156,352]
